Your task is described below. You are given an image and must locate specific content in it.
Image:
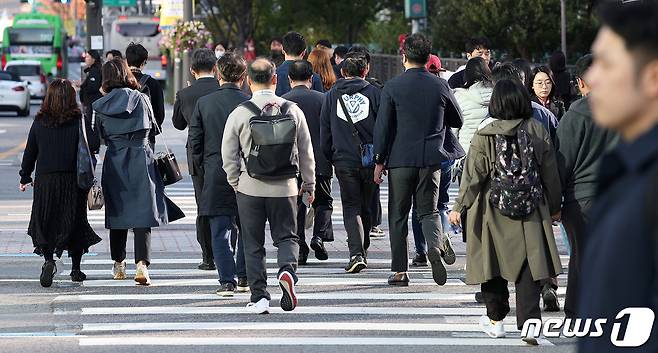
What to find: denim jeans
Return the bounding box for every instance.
[411,161,453,255]
[209,215,237,285]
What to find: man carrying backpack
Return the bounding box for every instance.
[126,43,165,146]
[222,58,315,314]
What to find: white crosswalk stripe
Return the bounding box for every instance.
[45,256,569,348]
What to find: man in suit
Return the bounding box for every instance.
[172,48,222,270]
[282,60,334,265]
[189,52,251,295]
[373,33,463,287]
[275,31,324,96]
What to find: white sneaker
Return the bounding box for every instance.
[522,325,540,345]
[479,315,506,338]
[112,261,126,280]
[246,298,270,314]
[134,263,151,286]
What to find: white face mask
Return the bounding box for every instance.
[215,50,225,59]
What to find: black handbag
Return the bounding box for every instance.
[337,94,375,168]
[148,102,182,186]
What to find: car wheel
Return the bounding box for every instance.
[18,102,30,117]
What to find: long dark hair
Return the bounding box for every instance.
[86,49,102,68]
[464,57,491,88]
[35,79,81,127]
[101,58,139,93]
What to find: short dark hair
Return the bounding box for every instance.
[101,57,140,93]
[333,45,348,59]
[511,58,533,89]
[491,63,523,85]
[282,31,307,57]
[270,37,283,45]
[342,52,368,78]
[531,65,557,99]
[465,37,491,54]
[191,48,217,73]
[106,49,122,59]
[288,60,313,82]
[217,52,247,83]
[489,79,533,121]
[316,39,332,48]
[464,57,492,89]
[598,0,658,70]
[125,42,148,67]
[347,45,371,64]
[248,57,276,84]
[404,33,432,65]
[575,54,594,79]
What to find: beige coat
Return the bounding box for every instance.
[453,117,563,285]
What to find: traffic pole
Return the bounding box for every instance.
[85,0,103,52]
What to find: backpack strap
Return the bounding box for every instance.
[138,74,150,93]
[239,100,262,116]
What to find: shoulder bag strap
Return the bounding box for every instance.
[138,74,150,93]
[80,115,95,172]
[337,94,367,146]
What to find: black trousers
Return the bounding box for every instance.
[297,175,334,256]
[561,198,592,318]
[370,185,382,228]
[335,167,376,258]
[237,193,298,303]
[192,174,213,263]
[110,228,151,265]
[481,261,542,329]
[388,166,442,272]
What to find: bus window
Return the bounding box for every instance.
[116,23,160,38]
[8,28,54,44]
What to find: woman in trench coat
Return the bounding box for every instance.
[449,80,563,344]
[93,58,183,286]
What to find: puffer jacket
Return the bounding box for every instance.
[453,82,493,154]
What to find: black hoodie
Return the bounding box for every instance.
[320,78,381,168]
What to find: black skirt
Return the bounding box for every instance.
[27,172,102,258]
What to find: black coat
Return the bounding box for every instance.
[282,85,332,177]
[80,64,103,118]
[578,124,658,353]
[132,70,165,144]
[172,77,221,176]
[188,83,250,216]
[374,67,463,168]
[448,69,465,89]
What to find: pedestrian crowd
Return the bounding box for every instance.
[16,0,658,350]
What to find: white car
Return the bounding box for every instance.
[0,70,30,117]
[4,60,47,99]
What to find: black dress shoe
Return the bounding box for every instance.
[387,272,409,286]
[427,247,447,285]
[40,260,57,288]
[310,237,328,261]
[542,284,560,312]
[475,291,485,303]
[198,262,216,271]
[70,269,87,282]
[411,253,428,267]
[298,251,308,265]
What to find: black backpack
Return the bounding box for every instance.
[241,101,299,180]
[489,121,544,219]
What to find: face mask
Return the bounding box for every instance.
[215,50,225,59]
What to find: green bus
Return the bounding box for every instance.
[1,14,68,78]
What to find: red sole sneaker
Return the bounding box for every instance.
[278,271,297,311]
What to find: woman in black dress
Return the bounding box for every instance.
[19,79,102,287]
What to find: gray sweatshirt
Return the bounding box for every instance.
[221,89,315,198]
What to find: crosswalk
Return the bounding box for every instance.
[0,178,461,228]
[45,254,572,348]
